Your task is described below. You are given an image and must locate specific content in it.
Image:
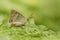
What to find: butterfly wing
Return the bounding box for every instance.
[9,10,27,26]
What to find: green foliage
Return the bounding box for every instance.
[0,0,60,40]
[0,18,59,40]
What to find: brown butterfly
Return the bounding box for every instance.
[9,10,27,26]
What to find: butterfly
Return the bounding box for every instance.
[9,10,27,26]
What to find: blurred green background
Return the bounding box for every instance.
[0,0,60,40]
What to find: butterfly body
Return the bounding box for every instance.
[9,10,27,26]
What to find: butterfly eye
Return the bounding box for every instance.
[9,18,13,22]
[10,19,13,22]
